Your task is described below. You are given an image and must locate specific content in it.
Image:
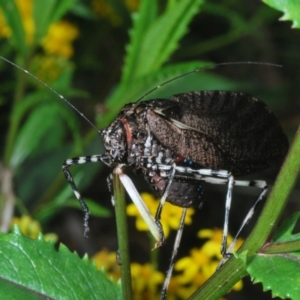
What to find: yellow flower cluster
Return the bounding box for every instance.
[41,21,79,58]
[0,0,79,58]
[171,228,243,298]
[29,55,73,84]
[127,192,195,237]
[10,215,58,242]
[92,248,121,281]
[94,191,244,299]
[0,0,34,44]
[131,263,164,300]
[92,228,244,299]
[92,249,164,299]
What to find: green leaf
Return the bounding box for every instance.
[262,0,300,28]
[70,1,95,19]
[273,211,300,242]
[237,212,300,299]
[133,0,204,78]
[51,0,79,22]
[11,102,73,169]
[121,0,158,84]
[0,279,44,300]
[122,0,204,83]
[33,0,57,44]
[0,227,122,300]
[0,0,28,56]
[33,0,78,44]
[261,212,300,254]
[11,104,60,168]
[244,253,300,299]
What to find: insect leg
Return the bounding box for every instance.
[115,166,164,247]
[62,155,106,237]
[221,174,234,258]
[222,181,268,260]
[160,208,187,300]
[136,157,177,234]
[218,180,268,267]
[154,163,177,222]
[159,166,270,261]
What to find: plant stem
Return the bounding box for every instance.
[3,57,28,167]
[113,169,133,300]
[189,258,246,300]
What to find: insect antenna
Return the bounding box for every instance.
[0,56,101,134]
[136,61,281,104]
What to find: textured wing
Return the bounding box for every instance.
[146,91,289,175]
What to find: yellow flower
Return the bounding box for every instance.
[10,215,58,242]
[41,21,79,58]
[92,248,121,281]
[175,248,210,285]
[29,54,73,84]
[15,0,34,44]
[0,0,78,58]
[171,228,244,297]
[127,192,194,237]
[0,13,10,38]
[0,0,34,43]
[131,263,164,299]
[198,228,244,260]
[167,275,202,300]
[198,228,244,292]
[93,251,164,299]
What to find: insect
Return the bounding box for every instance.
[64,89,288,299]
[1,57,289,299]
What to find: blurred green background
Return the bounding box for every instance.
[0,0,299,299]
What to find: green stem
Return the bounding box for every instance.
[113,170,133,300]
[3,57,28,167]
[190,127,300,299]
[149,232,159,270]
[263,240,300,254]
[189,258,246,300]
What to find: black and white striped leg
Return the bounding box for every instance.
[219,181,268,267]
[160,208,187,300]
[221,174,234,258]
[155,163,177,222]
[140,160,269,263]
[156,164,270,262]
[62,155,106,237]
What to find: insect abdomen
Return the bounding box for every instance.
[146,91,289,175]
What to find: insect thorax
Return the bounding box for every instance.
[101,101,205,208]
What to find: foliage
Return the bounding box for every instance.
[0,226,122,300]
[0,0,299,299]
[263,0,300,28]
[244,212,300,299]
